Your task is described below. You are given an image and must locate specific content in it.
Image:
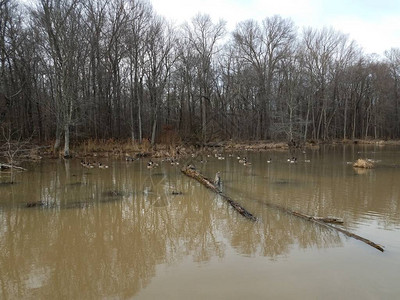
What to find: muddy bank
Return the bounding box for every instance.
[22,138,400,161]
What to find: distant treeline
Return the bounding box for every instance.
[1,0,400,156]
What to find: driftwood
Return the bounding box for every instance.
[0,163,27,171]
[289,209,383,251]
[253,196,384,252]
[181,166,384,252]
[291,211,343,224]
[181,165,256,221]
[250,195,384,252]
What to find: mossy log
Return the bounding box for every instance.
[181,165,256,221]
[182,165,384,252]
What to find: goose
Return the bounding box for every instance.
[126,155,136,162]
[214,171,221,187]
[243,159,252,166]
[81,160,94,168]
[267,158,272,163]
[99,163,109,169]
[170,158,179,165]
[147,160,158,169]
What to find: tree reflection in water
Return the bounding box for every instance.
[0,147,399,298]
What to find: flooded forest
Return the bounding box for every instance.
[1,0,400,299]
[1,0,400,156]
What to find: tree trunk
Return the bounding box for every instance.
[202,96,206,143]
[151,110,157,146]
[181,165,257,221]
[64,123,70,158]
[138,76,143,144]
[343,96,348,139]
[54,123,61,154]
[303,97,310,141]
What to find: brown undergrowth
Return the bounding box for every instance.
[35,138,400,160]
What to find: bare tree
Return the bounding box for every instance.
[183,14,226,143]
[233,16,295,139]
[0,124,29,183]
[32,0,87,157]
[144,16,176,145]
[385,48,400,137]
[301,27,355,140]
[125,0,153,143]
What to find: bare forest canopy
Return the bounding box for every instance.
[1,0,400,157]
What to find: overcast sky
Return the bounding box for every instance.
[151,0,400,56]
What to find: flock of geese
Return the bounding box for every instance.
[80,160,109,169]
[145,153,312,170]
[80,152,312,170]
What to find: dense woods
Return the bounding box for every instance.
[1,0,400,156]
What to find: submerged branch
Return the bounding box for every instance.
[289,209,383,251]
[181,165,384,252]
[291,211,343,224]
[254,195,384,252]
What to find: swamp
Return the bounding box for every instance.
[0,144,399,299]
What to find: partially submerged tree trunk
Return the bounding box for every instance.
[181,166,384,252]
[0,163,27,171]
[181,165,256,221]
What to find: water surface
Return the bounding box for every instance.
[0,145,399,299]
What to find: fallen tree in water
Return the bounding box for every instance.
[0,163,27,171]
[181,165,256,221]
[181,165,384,252]
[288,209,383,251]
[291,211,343,224]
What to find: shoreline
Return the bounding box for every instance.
[34,138,400,161]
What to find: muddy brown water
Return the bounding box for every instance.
[0,145,399,299]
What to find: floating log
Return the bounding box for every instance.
[0,163,27,171]
[182,166,384,252]
[253,196,384,252]
[181,165,256,221]
[289,210,383,251]
[26,201,45,208]
[171,191,183,195]
[291,211,343,224]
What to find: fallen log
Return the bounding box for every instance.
[289,209,383,251]
[249,194,384,252]
[0,163,27,171]
[181,165,256,221]
[291,211,343,224]
[182,166,384,252]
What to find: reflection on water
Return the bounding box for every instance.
[1,145,400,299]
